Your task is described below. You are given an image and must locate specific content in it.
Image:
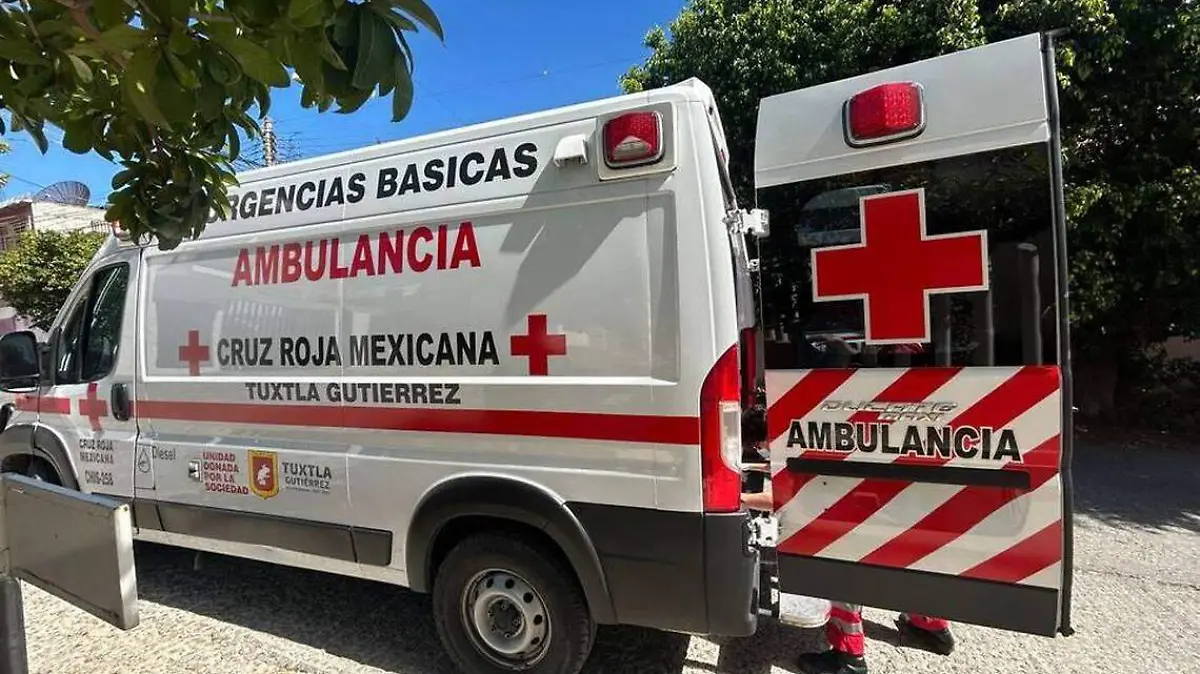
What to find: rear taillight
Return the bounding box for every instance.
[844,82,924,147]
[603,111,663,168]
[700,344,742,513]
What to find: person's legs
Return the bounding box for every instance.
[827,603,866,657]
[897,613,955,656]
[797,602,868,674]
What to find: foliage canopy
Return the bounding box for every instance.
[623,0,1200,411]
[0,0,443,249]
[0,228,106,330]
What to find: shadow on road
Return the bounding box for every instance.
[130,438,1187,673]
[134,544,823,674]
[1072,436,1200,533]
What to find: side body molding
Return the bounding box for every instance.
[405,475,616,624]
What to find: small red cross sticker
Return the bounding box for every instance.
[78,382,108,433]
[811,189,989,344]
[510,314,568,376]
[178,330,211,376]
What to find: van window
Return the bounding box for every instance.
[55,264,130,384]
[756,143,1057,371]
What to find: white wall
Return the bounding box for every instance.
[30,202,106,233]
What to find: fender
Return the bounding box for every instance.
[406,474,617,624]
[0,423,80,490]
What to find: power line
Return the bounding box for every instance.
[2,175,46,190]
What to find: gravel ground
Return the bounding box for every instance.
[23,439,1200,674]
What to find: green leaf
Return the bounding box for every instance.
[332,4,359,46]
[155,63,196,127]
[0,39,47,66]
[9,113,48,153]
[197,81,226,120]
[124,48,172,130]
[62,122,94,155]
[65,54,94,84]
[203,46,241,85]
[112,168,137,190]
[391,52,413,120]
[208,31,291,87]
[96,24,150,54]
[33,19,71,37]
[335,86,373,114]
[66,43,106,60]
[377,47,397,96]
[166,0,191,24]
[164,50,200,89]
[254,83,271,118]
[291,36,328,89]
[93,0,132,29]
[168,27,195,55]
[369,2,416,30]
[227,129,241,161]
[352,8,393,90]
[368,4,414,64]
[392,0,443,41]
[287,0,326,27]
[316,29,348,70]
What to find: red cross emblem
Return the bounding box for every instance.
[178,330,211,376]
[78,382,108,433]
[510,314,568,376]
[811,189,989,344]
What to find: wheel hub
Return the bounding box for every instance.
[462,569,550,668]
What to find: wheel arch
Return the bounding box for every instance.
[0,423,80,489]
[405,474,616,624]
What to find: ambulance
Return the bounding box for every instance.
[0,32,1074,674]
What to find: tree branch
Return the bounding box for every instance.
[52,0,102,39]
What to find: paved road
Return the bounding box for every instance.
[23,439,1200,674]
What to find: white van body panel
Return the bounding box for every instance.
[754,33,1050,188]
[121,78,743,593]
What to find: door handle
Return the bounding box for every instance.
[111,383,131,421]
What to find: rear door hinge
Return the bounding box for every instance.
[725,208,770,239]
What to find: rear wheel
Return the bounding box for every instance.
[432,533,595,674]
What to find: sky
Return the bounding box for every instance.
[0,0,685,204]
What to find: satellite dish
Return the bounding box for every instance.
[33,180,91,207]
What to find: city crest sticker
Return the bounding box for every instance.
[248,450,279,499]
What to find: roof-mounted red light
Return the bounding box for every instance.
[844,82,925,147]
[602,111,663,168]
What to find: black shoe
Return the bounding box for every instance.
[797,649,868,674]
[896,614,956,656]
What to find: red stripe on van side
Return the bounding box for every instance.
[134,400,701,445]
[14,395,72,414]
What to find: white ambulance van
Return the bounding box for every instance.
[0,32,1074,674]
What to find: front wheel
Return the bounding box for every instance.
[25,457,61,485]
[432,533,596,674]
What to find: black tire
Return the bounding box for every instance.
[25,457,61,485]
[432,533,596,674]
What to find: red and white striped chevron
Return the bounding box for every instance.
[766,366,1063,589]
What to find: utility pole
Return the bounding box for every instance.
[263,117,278,166]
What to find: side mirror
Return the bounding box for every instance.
[0,331,41,391]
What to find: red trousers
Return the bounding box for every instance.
[828,602,948,656]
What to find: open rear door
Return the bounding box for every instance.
[756,33,1074,637]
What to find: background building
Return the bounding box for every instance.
[0,181,106,335]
